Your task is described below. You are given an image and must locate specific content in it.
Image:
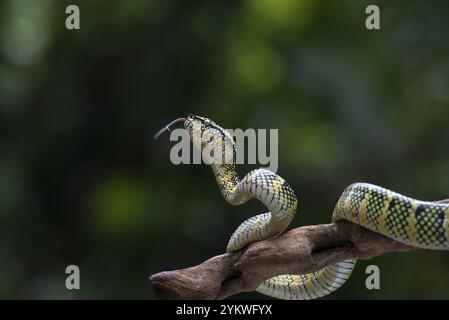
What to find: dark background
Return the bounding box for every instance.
[1,0,449,299]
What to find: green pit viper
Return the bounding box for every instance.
[154,115,449,300]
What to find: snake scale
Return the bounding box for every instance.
[155,114,449,300]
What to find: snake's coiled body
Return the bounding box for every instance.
[179,115,449,300]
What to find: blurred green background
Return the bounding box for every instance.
[1,0,449,299]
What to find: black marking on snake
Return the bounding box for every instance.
[171,116,449,299]
[269,193,276,204]
[321,275,339,290]
[311,278,323,293]
[331,265,353,272]
[297,284,306,299]
[302,283,313,299]
[315,278,329,295]
[326,269,349,282]
[303,280,314,299]
[315,277,330,293]
[322,270,335,281]
[256,225,262,238]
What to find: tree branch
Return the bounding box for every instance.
[149,199,449,300]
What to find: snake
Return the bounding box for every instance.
[155,114,449,300]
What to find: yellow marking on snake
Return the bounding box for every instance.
[159,115,449,300]
[377,193,393,235]
[358,190,371,227]
[406,202,420,247]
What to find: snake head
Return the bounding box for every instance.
[184,114,235,164]
[184,114,220,149]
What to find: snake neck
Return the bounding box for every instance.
[211,163,251,205]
